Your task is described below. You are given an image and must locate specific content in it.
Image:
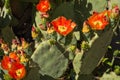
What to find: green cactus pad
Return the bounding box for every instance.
[1,26,15,44]
[110,0,120,8]
[74,0,107,24]
[0,0,12,28]
[100,72,120,80]
[87,0,107,13]
[80,28,113,74]
[35,11,46,31]
[51,2,75,20]
[73,52,83,75]
[31,40,68,78]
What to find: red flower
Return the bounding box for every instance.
[87,11,109,30]
[8,62,26,79]
[101,10,111,17]
[1,52,20,70]
[51,16,76,36]
[36,0,50,12]
[9,52,20,62]
[1,53,26,79]
[1,56,12,70]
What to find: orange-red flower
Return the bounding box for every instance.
[51,16,76,36]
[9,52,20,62]
[1,53,20,70]
[87,11,109,30]
[102,11,111,19]
[1,56,12,70]
[8,62,26,79]
[1,52,26,79]
[36,0,50,12]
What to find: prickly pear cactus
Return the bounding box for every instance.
[80,28,113,74]
[0,0,12,28]
[73,28,114,80]
[111,0,120,8]
[74,0,107,23]
[51,2,75,20]
[31,0,120,79]
[0,0,120,80]
[31,40,68,78]
[0,26,15,44]
[100,72,120,80]
[72,0,120,79]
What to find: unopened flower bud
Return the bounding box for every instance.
[41,12,49,18]
[39,24,46,30]
[31,26,38,39]
[111,5,120,19]
[82,21,90,33]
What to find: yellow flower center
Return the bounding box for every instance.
[58,26,67,32]
[16,69,22,77]
[8,63,12,69]
[42,5,46,9]
[94,21,102,26]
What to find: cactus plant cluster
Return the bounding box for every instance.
[0,0,120,80]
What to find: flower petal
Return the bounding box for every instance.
[51,16,76,36]
[8,62,26,79]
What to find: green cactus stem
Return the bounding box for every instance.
[31,40,68,78]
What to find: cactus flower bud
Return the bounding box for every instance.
[39,24,46,30]
[82,21,90,33]
[21,38,29,49]
[41,12,49,18]
[31,26,38,39]
[110,5,120,19]
[1,43,10,54]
